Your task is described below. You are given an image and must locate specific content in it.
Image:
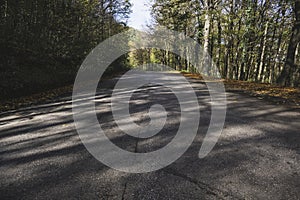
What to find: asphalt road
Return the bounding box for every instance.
[0,72,299,199]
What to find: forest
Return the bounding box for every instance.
[130,0,300,87]
[1,0,300,100]
[0,0,131,100]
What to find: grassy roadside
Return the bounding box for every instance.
[181,72,300,106]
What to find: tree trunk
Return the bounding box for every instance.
[277,0,300,86]
[258,21,269,82]
[202,0,211,75]
[217,16,222,73]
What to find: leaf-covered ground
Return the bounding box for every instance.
[0,85,73,112]
[182,72,300,106]
[0,72,127,113]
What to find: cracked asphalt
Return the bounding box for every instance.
[0,72,299,199]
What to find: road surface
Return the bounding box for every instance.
[0,72,299,199]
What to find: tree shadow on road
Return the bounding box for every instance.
[0,75,299,199]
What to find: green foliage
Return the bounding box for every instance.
[146,0,299,86]
[0,0,132,99]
